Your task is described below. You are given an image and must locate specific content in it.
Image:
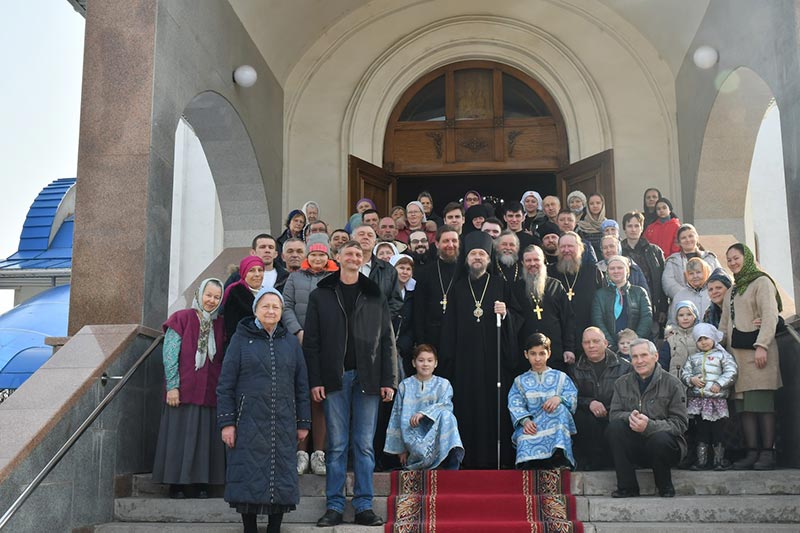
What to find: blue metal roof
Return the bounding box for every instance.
[0,285,70,389]
[0,177,75,271]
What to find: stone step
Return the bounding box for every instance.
[96,524,386,533]
[585,495,800,523]
[571,469,800,496]
[132,469,800,498]
[592,525,800,533]
[115,496,388,524]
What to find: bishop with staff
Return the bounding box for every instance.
[440,232,519,469]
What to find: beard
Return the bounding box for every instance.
[499,253,517,267]
[438,250,457,264]
[556,256,581,276]
[523,269,547,300]
[469,264,487,280]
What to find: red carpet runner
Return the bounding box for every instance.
[385,469,583,533]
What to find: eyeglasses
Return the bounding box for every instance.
[410,238,428,244]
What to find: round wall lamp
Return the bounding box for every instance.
[693,46,719,70]
[233,65,258,87]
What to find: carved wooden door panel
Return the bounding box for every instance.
[348,155,396,217]
[556,149,616,219]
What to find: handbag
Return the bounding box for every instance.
[728,288,784,348]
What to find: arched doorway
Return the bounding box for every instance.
[349,61,614,217]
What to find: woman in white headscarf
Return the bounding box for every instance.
[302,200,320,223]
[521,190,546,235]
[152,278,227,499]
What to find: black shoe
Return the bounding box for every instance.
[354,509,384,526]
[194,483,209,499]
[659,484,676,498]
[611,488,639,498]
[316,509,343,527]
[169,484,186,499]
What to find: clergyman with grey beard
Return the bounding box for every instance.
[512,245,576,374]
[546,231,601,339]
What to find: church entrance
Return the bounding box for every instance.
[348,60,615,218]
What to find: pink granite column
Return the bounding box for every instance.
[69,1,159,334]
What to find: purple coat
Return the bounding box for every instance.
[162,309,225,407]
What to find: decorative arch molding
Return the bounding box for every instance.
[283,0,679,216]
[341,16,612,170]
[182,91,271,247]
[693,68,774,241]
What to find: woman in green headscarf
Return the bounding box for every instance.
[718,243,783,471]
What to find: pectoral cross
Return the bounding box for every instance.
[440,295,448,313]
[533,303,543,320]
[567,288,574,301]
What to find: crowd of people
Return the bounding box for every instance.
[149,187,785,530]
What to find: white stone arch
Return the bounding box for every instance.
[284,0,679,223]
[169,91,270,305]
[182,91,271,247]
[693,68,774,239]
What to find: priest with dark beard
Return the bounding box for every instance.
[440,231,518,469]
[547,231,601,340]
[493,230,523,287]
[513,245,576,373]
[413,226,461,354]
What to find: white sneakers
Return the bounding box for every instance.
[310,450,326,475]
[296,450,310,475]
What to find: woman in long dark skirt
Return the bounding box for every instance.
[217,287,311,533]
[152,278,226,499]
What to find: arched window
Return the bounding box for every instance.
[384,61,568,173]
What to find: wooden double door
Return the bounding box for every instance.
[349,149,616,220]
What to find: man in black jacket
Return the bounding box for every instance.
[620,211,667,330]
[304,240,397,527]
[572,327,631,470]
[352,224,403,317]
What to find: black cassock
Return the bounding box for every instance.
[440,272,519,469]
[413,259,461,354]
[511,277,576,374]
[547,263,600,341]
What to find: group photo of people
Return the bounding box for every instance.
[150,186,785,531]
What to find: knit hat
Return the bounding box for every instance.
[252,286,284,312]
[692,322,723,344]
[285,209,305,228]
[355,197,376,211]
[673,300,700,323]
[601,219,619,233]
[465,231,493,256]
[239,255,264,278]
[306,233,330,256]
[538,221,560,238]
[567,190,587,207]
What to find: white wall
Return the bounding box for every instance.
[748,103,794,297]
[283,0,680,227]
[168,118,224,307]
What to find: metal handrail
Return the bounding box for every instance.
[0,334,164,530]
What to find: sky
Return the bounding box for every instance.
[0,1,85,314]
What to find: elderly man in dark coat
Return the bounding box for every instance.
[607,338,688,498]
[572,327,631,470]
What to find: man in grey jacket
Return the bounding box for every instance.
[607,338,688,498]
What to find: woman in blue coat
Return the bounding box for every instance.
[217,287,311,533]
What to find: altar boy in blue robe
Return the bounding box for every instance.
[508,333,577,469]
[384,344,464,470]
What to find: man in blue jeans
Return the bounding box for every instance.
[304,240,398,527]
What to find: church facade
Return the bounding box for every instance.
[67,0,800,333]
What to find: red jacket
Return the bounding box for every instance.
[644,217,681,257]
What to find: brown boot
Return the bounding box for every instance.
[733,449,759,470]
[753,449,775,470]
